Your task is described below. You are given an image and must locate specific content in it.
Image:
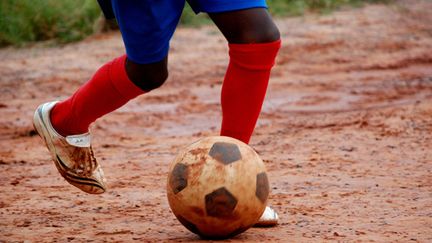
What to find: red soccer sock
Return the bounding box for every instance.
[220,40,281,144]
[50,55,144,136]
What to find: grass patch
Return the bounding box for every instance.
[179,4,213,26]
[0,0,100,47]
[266,0,391,16]
[0,0,391,47]
[181,0,391,26]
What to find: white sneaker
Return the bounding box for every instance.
[255,206,279,227]
[33,101,106,194]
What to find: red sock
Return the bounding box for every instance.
[50,55,144,136]
[220,40,281,144]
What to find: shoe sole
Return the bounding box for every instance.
[33,104,105,194]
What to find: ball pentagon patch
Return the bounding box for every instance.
[208,142,242,165]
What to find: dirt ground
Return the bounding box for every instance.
[1,0,431,242]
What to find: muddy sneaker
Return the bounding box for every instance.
[33,101,106,194]
[254,206,279,227]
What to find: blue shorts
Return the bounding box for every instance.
[111,0,267,64]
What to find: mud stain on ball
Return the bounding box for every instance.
[189,148,208,156]
[190,206,205,216]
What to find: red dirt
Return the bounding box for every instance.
[1,0,431,242]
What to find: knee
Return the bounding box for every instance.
[243,22,280,44]
[138,67,168,91]
[262,24,280,42]
[215,9,281,44]
[125,57,168,92]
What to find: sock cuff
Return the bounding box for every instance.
[228,39,281,52]
[109,55,145,99]
[228,39,281,70]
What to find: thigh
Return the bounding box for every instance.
[111,0,185,64]
[187,0,279,43]
[208,8,280,44]
[188,0,267,14]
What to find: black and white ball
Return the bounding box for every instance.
[167,136,269,239]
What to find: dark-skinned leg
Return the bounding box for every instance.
[125,56,168,92]
[209,8,280,44]
[209,8,281,144]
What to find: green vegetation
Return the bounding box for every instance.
[266,0,391,16]
[0,0,390,47]
[0,0,100,47]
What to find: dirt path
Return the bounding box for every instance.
[1,0,431,242]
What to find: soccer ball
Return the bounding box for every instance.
[167,136,269,239]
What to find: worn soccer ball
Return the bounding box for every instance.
[167,136,269,239]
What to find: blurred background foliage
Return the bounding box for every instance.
[0,0,390,47]
[0,0,99,47]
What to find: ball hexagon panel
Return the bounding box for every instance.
[205,187,238,218]
[255,172,269,203]
[208,142,242,165]
[169,163,188,194]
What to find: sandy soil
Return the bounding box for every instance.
[1,0,431,242]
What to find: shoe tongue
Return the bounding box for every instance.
[65,133,91,147]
